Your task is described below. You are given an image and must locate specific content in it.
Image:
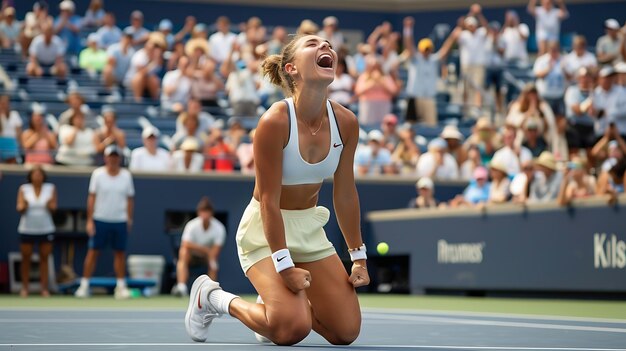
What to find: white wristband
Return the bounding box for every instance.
[348,244,367,262]
[271,249,295,273]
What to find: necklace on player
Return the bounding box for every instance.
[308,117,324,136]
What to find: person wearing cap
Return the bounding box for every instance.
[501,10,530,65]
[533,42,567,116]
[21,1,51,57]
[161,56,193,112]
[318,16,344,51]
[400,16,459,125]
[56,108,96,166]
[441,125,467,167]
[591,66,626,138]
[75,145,135,299]
[209,16,237,64]
[0,7,20,49]
[561,35,598,83]
[93,106,126,161]
[124,10,149,50]
[407,177,440,209]
[464,117,502,164]
[54,0,82,55]
[82,0,105,28]
[172,137,204,173]
[130,126,171,172]
[79,33,107,73]
[103,27,135,88]
[455,4,492,109]
[492,126,533,176]
[528,151,563,203]
[557,157,596,206]
[488,161,511,203]
[449,166,491,207]
[521,119,548,157]
[527,0,568,56]
[596,19,624,65]
[26,23,67,78]
[95,12,122,50]
[354,129,396,175]
[125,35,166,101]
[564,67,596,154]
[416,137,459,180]
[21,104,57,165]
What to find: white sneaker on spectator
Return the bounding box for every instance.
[254,295,272,344]
[114,286,131,299]
[185,275,221,342]
[74,284,90,298]
[171,283,188,297]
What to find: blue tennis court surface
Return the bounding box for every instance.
[1,308,625,350]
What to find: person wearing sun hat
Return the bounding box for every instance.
[488,161,511,203]
[528,151,563,203]
[440,125,467,167]
[596,19,623,65]
[172,137,204,173]
[407,177,441,209]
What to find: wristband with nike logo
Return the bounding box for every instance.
[272,248,295,273]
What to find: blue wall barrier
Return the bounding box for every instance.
[366,196,626,294]
[0,165,464,294]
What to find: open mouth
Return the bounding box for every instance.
[316,54,333,69]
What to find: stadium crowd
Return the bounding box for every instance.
[0,0,625,209]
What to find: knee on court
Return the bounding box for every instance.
[268,317,311,346]
[325,319,361,345]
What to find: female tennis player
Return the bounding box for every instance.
[185,34,369,346]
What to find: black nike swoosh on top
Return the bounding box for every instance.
[277,256,287,262]
[333,143,343,148]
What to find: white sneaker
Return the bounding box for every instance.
[254,295,272,344]
[171,284,188,297]
[185,275,222,342]
[114,286,131,299]
[74,284,90,298]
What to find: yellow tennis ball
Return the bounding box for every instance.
[377,242,389,255]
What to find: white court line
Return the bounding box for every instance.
[366,314,626,334]
[0,344,625,351]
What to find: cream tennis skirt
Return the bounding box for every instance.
[236,198,336,274]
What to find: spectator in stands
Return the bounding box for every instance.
[601,140,626,173]
[564,67,596,156]
[354,55,399,126]
[449,166,490,207]
[59,90,96,127]
[527,0,568,56]
[125,34,166,101]
[16,166,57,297]
[21,104,56,165]
[191,22,209,40]
[171,196,226,296]
[417,137,459,180]
[54,0,82,55]
[456,4,491,110]
[485,21,507,114]
[176,99,215,134]
[562,36,598,83]
[521,119,548,157]
[380,114,400,151]
[20,1,50,58]
[533,43,567,119]
[407,177,440,209]
[401,16,458,126]
[367,21,400,75]
[510,159,535,203]
[391,124,420,175]
[129,126,171,172]
[224,117,246,152]
[265,26,288,56]
[209,16,236,64]
[596,158,625,200]
[172,137,204,173]
[82,0,105,28]
[161,56,193,112]
[124,10,149,50]
[297,19,319,36]
[56,113,95,166]
[0,94,21,163]
[596,19,623,65]
[185,34,211,71]
[616,62,626,88]
[500,10,530,65]
[172,113,206,151]
[225,53,260,117]
[79,33,107,74]
[204,129,236,172]
[191,60,224,108]
[355,130,396,175]
[237,129,255,175]
[95,12,121,50]
[328,58,354,108]
[558,158,596,205]
[350,43,371,78]
[464,117,501,164]
[528,151,563,202]
[93,106,126,160]
[460,144,482,180]
[592,124,626,172]
[591,67,626,138]
[506,83,556,147]
[0,7,19,49]
[75,145,134,299]
[441,125,467,167]
[27,23,67,78]
[103,28,134,88]
[492,126,533,176]
[318,16,344,50]
[237,17,266,56]
[488,161,511,203]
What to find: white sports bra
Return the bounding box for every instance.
[282,98,344,185]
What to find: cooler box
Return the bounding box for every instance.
[127,255,165,296]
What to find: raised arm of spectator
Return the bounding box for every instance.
[470,4,489,30]
[400,16,416,59]
[367,24,383,50]
[527,0,537,17]
[220,41,239,77]
[437,26,462,59]
[174,16,196,44]
[556,0,569,19]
